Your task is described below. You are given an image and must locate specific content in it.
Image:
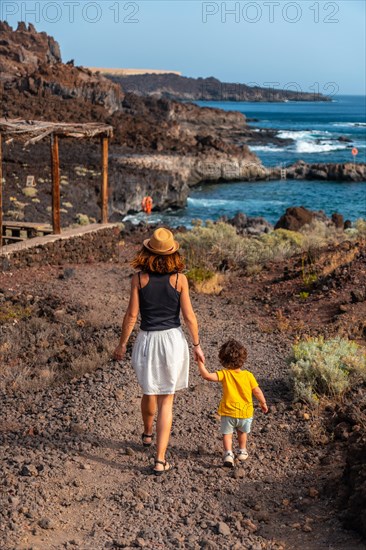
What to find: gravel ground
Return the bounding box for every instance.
[0,243,365,550]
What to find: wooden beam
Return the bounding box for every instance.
[0,133,2,249]
[101,135,109,224]
[50,133,61,234]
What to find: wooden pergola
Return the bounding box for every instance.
[0,119,114,248]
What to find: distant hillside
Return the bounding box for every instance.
[89,68,181,76]
[104,72,330,102]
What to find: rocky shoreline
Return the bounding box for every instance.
[0,22,365,225]
[105,72,330,103]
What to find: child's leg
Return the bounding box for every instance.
[223,433,233,452]
[237,429,248,450]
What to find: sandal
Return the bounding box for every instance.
[142,433,154,447]
[153,459,171,476]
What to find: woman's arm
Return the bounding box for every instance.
[252,386,268,413]
[180,274,205,363]
[113,274,140,360]
[198,360,219,382]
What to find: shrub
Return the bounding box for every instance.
[22,187,37,197]
[354,218,366,238]
[177,222,244,270]
[177,219,366,275]
[289,336,366,404]
[0,304,32,324]
[177,222,305,271]
[186,267,216,283]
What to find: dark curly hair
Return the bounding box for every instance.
[219,339,248,369]
[130,247,185,274]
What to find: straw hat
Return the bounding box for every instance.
[143,228,179,255]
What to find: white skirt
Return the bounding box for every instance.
[131,326,189,395]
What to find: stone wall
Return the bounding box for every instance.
[0,224,122,271]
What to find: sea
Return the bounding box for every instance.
[123,95,366,227]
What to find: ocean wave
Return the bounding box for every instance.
[276,129,350,154]
[278,130,331,140]
[122,213,162,225]
[296,141,348,153]
[187,197,240,208]
[332,122,366,128]
[250,145,282,152]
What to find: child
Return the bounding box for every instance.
[198,339,268,467]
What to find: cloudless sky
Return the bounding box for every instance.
[2,0,366,94]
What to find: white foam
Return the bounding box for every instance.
[187,197,239,208]
[278,129,331,140]
[122,213,162,225]
[296,141,347,153]
[250,145,282,152]
[276,129,350,154]
[332,122,366,128]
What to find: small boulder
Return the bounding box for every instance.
[274,206,314,231]
[331,212,344,229]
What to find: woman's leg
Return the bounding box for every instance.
[141,394,157,436]
[155,394,174,470]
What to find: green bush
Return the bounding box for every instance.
[290,336,366,404]
[177,218,366,274]
[177,222,244,270]
[177,222,305,271]
[186,267,215,283]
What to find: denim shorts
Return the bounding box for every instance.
[220,416,253,435]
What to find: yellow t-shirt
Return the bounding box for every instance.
[216,369,258,418]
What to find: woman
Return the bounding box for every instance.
[113,227,205,475]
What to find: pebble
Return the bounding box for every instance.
[38,517,54,530]
[308,487,319,498]
[242,519,258,533]
[233,467,245,479]
[217,521,231,536]
[135,488,149,500]
[19,464,38,477]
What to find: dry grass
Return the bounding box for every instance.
[191,273,224,295]
[177,220,365,275]
[0,305,117,392]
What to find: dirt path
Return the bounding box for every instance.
[1,259,365,550]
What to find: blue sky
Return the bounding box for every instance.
[2,1,365,95]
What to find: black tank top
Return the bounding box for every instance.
[138,272,181,331]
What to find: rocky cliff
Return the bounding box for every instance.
[0,22,269,219]
[0,22,124,114]
[0,22,363,225]
[106,73,330,102]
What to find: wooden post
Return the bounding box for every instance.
[50,133,61,234]
[101,135,109,224]
[0,133,3,249]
